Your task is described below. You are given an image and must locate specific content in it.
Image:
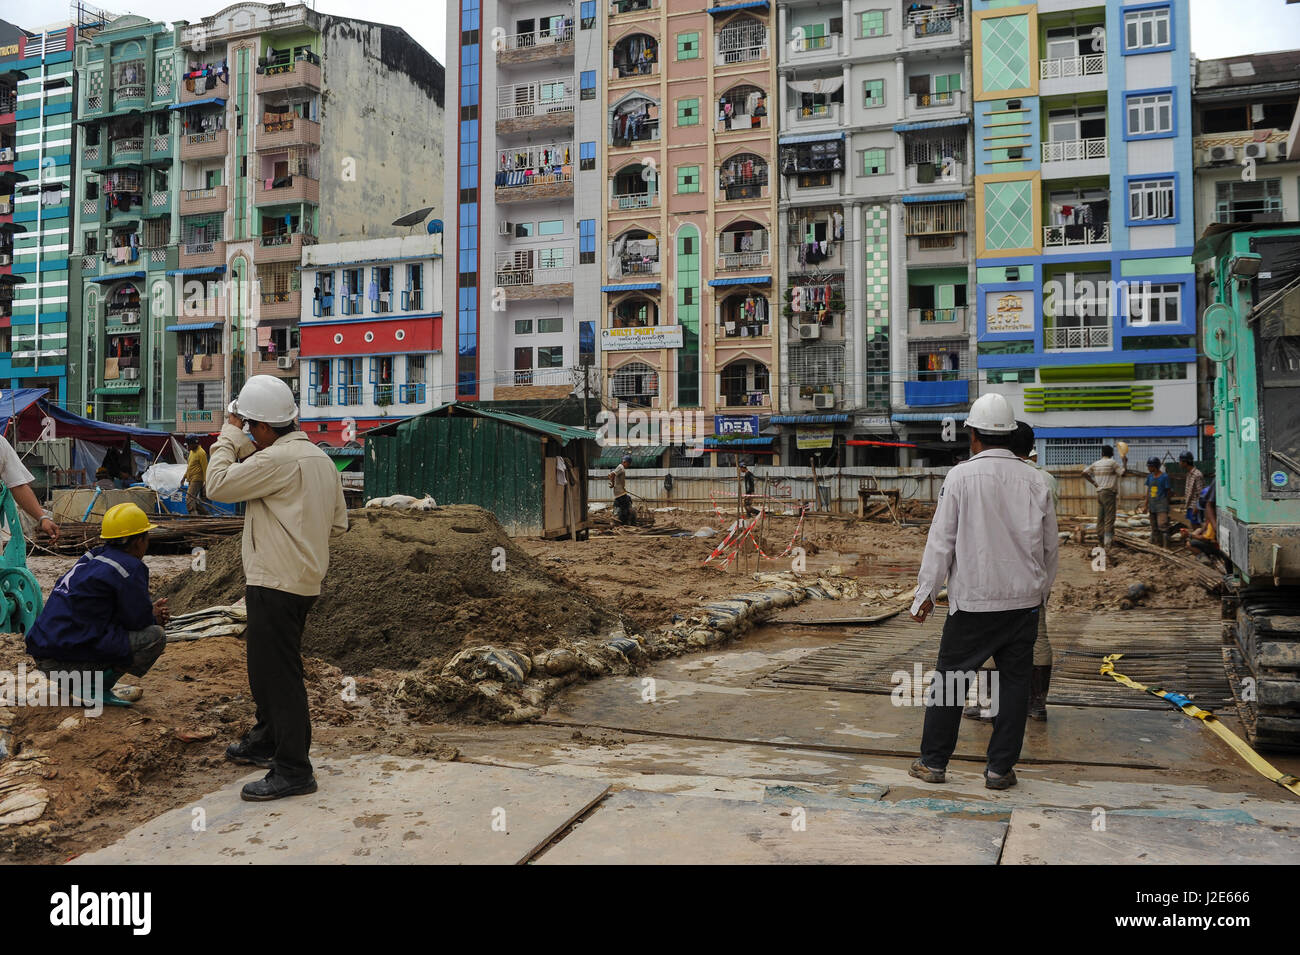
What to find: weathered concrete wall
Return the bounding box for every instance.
[318,18,444,243]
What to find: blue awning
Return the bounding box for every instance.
[892,412,969,422]
[778,131,845,146]
[601,282,661,292]
[703,436,774,448]
[165,322,220,331]
[165,265,227,277]
[88,272,145,282]
[168,98,226,110]
[708,275,771,287]
[771,414,850,425]
[894,117,970,132]
[707,0,770,11]
[901,192,967,203]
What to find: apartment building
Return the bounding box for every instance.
[70,2,444,434]
[775,0,973,465]
[443,0,601,409]
[598,0,778,463]
[973,0,1199,467]
[298,233,444,445]
[2,23,79,405]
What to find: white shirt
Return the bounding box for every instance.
[911,448,1059,616]
[0,435,35,489]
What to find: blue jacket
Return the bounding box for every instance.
[26,545,156,663]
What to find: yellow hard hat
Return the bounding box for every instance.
[100,502,159,540]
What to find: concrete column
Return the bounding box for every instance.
[842,61,851,128]
[895,55,905,123]
[889,198,909,459]
[849,200,865,410]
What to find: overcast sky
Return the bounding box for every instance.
[12,0,1300,71]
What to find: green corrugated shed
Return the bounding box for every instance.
[364,403,597,537]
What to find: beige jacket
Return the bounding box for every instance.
[206,423,348,596]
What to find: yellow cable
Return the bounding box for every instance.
[1100,653,1300,797]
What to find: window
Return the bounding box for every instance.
[581,0,596,29]
[403,356,427,403]
[538,345,564,368]
[539,248,567,269]
[676,165,700,193]
[314,270,335,316]
[1124,6,1171,51]
[677,97,699,126]
[539,317,564,333]
[540,80,567,103]
[676,31,699,59]
[863,79,884,108]
[580,141,596,171]
[404,264,422,310]
[538,219,564,235]
[1126,91,1173,137]
[1215,179,1283,223]
[1127,176,1175,223]
[515,222,535,238]
[986,368,1035,385]
[1128,283,1181,326]
[515,319,534,334]
[373,266,393,312]
[860,148,887,176]
[860,10,885,37]
[579,219,595,264]
[580,70,596,100]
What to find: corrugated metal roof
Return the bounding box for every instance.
[594,445,669,466]
[88,272,145,282]
[704,436,774,447]
[771,413,850,424]
[901,192,967,204]
[366,402,598,444]
[707,0,770,11]
[164,322,220,331]
[1197,51,1300,90]
[778,131,845,145]
[167,97,227,110]
[893,117,970,132]
[165,265,227,277]
[601,282,661,292]
[708,275,772,287]
[892,412,969,422]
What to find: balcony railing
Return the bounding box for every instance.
[614,256,660,277]
[794,103,836,122]
[611,0,654,13]
[110,137,144,159]
[716,27,768,64]
[499,26,575,52]
[909,307,967,325]
[497,84,576,121]
[184,240,219,255]
[914,91,955,109]
[717,250,770,271]
[337,384,361,405]
[789,33,841,56]
[1041,138,1107,163]
[399,383,427,404]
[114,83,146,100]
[495,266,575,288]
[401,289,423,310]
[1039,53,1105,80]
[308,389,333,408]
[1043,222,1110,247]
[611,191,655,210]
[907,6,962,38]
[1044,325,1112,351]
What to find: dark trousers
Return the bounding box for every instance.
[614,494,634,525]
[920,606,1037,776]
[37,624,167,683]
[243,586,317,783]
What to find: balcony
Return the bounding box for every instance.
[257,117,321,151]
[610,254,660,279]
[716,26,768,66]
[259,288,302,321]
[113,82,147,110]
[495,143,575,202]
[790,102,841,126]
[717,250,770,271]
[336,384,362,406]
[180,185,227,215]
[1039,53,1106,93]
[254,175,320,207]
[611,37,659,80]
[497,25,575,66]
[399,383,427,404]
[180,75,225,104]
[610,0,654,14]
[908,307,967,338]
[1044,325,1113,352]
[905,378,970,407]
[1041,138,1107,163]
[497,82,576,134]
[905,4,963,42]
[905,89,964,120]
[495,251,575,299]
[110,137,145,163]
[147,133,174,164]
[181,129,228,161]
[905,160,966,189]
[255,231,317,264]
[256,58,322,94]
[180,239,226,269]
[1043,222,1110,249]
[610,190,656,211]
[176,408,220,433]
[786,33,841,60]
[176,353,223,381]
[250,354,297,378]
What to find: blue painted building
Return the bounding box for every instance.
[971,0,1197,467]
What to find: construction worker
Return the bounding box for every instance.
[184,435,209,517]
[0,433,60,542]
[609,452,634,525]
[1178,451,1205,530]
[1141,456,1173,547]
[206,376,348,802]
[24,503,168,707]
[1082,445,1127,548]
[740,464,758,517]
[908,394,1058,791]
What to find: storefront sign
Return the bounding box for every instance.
[985,291,1034,333]
[855,415,892,432]
[601,325,683,351]
[796,425,833,450]
[714,415,760,437]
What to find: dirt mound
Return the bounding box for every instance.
[160,506,624,674]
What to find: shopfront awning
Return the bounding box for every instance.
[707,0,769,12]
[703,436,774,448]
[708,275,771,287]
[894,117,970,132]
[778,130,845,146]
[93,386,142,396]
[88,272,145,282]
[601,282,661,292]
[770,413,850,425]
[165,322,220,331]
[901,192,967,203]
[165,265,227,277]
[168,98,226,109]
[891,412,969,422]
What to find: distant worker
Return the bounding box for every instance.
[25,503,168,707]
[1141,456,1173,548]
[1179,451,1205,530]
[908,394,1059,791]
[0,433,60,543]
[1181,480,1230,573]
[1082,444,1127,548]
[207,376,349,802]
[184,435,210,516]
[740,464,758,517]
[609,453,634,525]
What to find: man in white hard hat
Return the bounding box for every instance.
[206,375,348,801]
[907,392,1058,790]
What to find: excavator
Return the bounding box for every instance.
[1195,222,1300,750]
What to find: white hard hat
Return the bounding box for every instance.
[965,393,1017,433]
[230,375,298,426]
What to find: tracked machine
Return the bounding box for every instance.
[1196,223,1300,750]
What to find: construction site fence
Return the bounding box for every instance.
[588,467,1156,518]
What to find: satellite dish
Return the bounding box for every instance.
[428,219,442,234]
[1203,303,1236,362]
[392,206,435,228]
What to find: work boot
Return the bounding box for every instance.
[240,772,318,802]
[962,704,994,722]
[908,758,945,784]
[225,738,274,769]
[984,768,1017,790]
[1028,665,1052,722]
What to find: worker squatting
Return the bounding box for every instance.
[593,409,712,449]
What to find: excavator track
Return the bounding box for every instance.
[1232,591,1300,752]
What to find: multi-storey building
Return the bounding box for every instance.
[69,13,180,427]
[775,0,973,465]
[3,23,79,404]
[598,0,778,463]
[70,2,444,434]
[298,234,444,445]
[973,0,1199,467]
[443,0,599,409]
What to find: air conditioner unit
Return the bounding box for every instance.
[1242,142,1270,161]
[813,393,835,410]
[0,253,10,266]
[122,367,139,380]
[0,148,13,162]
[276,355,296,370]
[798,323,821,340]
[122,313,139,324]
[1208,144,1235,163]
[497,221,515,236]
